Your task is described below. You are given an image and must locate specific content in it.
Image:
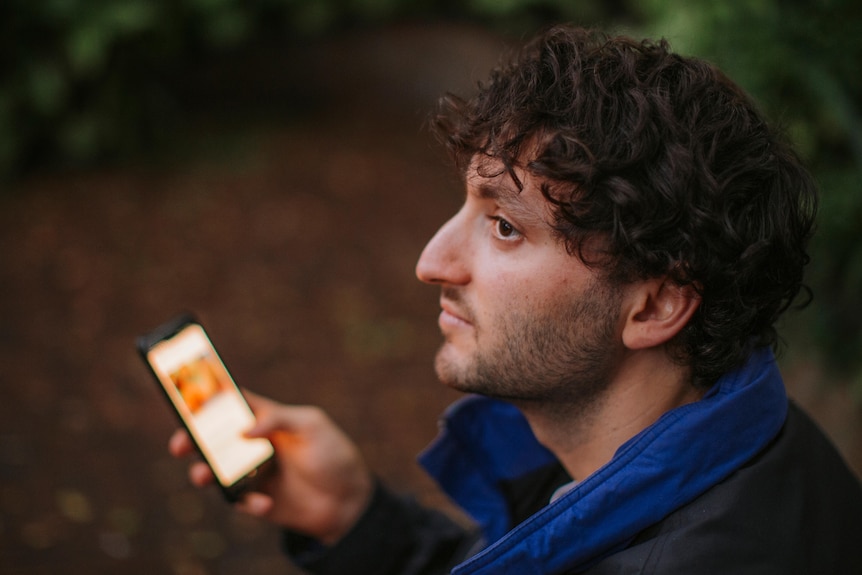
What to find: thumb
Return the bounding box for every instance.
[242,390,302,439]
[243,407,283,439]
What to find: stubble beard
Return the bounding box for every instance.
[434,282,622,418]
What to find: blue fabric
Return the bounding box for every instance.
[418,395,558,543]
[418,347,788,575]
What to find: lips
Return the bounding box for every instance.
[439,299,473,331]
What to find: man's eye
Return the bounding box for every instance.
[491,216,520,239]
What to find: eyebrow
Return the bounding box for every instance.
[475,181,518,202]
[473,181,548,228]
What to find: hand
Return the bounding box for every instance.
[168,391,374,545]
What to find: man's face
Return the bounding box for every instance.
[415,157,624,405]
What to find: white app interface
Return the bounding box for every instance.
[148,325,273,486]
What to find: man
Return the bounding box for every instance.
[170,25,862,573]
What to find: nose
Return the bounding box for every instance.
[415,208,470,286]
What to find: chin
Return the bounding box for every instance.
[435,356,500,398]
[434,348,472,391]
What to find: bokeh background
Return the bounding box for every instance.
[2,1,861,573]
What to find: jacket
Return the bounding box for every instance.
[285,348,862,573]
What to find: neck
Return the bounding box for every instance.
[516,348,705,481]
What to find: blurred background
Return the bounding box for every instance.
[1,1,860,573]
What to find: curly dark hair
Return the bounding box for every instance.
[432,25,817,388]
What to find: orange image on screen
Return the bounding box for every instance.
[170,355,228,413]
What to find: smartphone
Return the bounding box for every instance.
[137,314,274,502]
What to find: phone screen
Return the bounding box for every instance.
[145,323,274,488]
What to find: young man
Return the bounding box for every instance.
[171,26,862,573]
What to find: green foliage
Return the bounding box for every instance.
[0,0,622,179]
[1,0,309,177]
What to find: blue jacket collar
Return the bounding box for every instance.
[419,347,788,575]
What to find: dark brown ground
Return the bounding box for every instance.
[1,23,859,575]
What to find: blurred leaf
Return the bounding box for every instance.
[469,0,526,16]
[817,169,862,231]
[203,7,250,47]
[786,118,817,162]
[802,64,862,167]
[27,60,67,116]
[40,0,81,20]
[292,1,338,35]
[67,2,158,76]
[66,22,111,76]
[103,1,158,34]
[188,0,236,11]
[347,0,401,19]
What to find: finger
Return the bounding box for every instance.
[189,461,214,487]
[168,429,193,457]
[235,491,274,517]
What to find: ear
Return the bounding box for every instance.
[621,278,701,351]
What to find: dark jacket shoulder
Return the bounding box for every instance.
[584,402,862,574]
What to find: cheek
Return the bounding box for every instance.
[475,273,545,327]
[471,245,593,326]
[484,267,588,327]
